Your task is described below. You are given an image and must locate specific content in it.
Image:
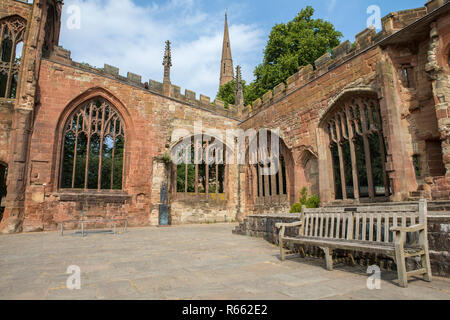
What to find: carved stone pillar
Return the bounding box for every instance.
[425,23,450,181]
[0,0,56,233]
[0,109,32,233]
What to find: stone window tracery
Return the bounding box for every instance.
[325,96,390,200]
[174,135,228,198]
[0,16,26,99]
[246,132,290,207]
[60,98,125,190]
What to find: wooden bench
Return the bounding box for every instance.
[276,199,432,287]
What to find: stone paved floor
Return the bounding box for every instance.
[0,223,449,300]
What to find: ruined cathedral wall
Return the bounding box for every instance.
[0,101,13,165]
[240,45,382,204]
[0,0,33,166]
[239,3,449,204]
[0,0,32,20]
[22,57,239,232]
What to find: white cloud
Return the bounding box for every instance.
[59,0,265,99]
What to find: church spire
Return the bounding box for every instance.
[219,12,234,87]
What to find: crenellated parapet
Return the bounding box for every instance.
[244,3,443,118]
[46,1,448,122]
[47,46,244,120]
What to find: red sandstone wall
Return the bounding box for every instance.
[240,47,383,205]
[0,0,32,168]
[23,58,239,231]
[0,0,31,20]
[239,35,443,207]
[0,101,13,164]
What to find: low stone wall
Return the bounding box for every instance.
[233,213,450,277]
[170,194,236,225]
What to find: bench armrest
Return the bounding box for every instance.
[275,221,303,229]
[276,221,303,238]
[390,224,425,233]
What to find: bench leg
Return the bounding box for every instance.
[394,245,408,288]
[321,247,334,271]
[421,252,432,282]
[420,230,432,282]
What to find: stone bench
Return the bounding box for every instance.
[276,199,432,287]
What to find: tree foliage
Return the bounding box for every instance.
[216,80,257,107]
[290,187,320,212]
[217,6,342,105]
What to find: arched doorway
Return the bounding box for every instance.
[320,92,390,202]
[0,162,7,221]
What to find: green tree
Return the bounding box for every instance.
[218,6,342,105]
[290,187,320,212]
[216,80,256,107]
[255,6,342,94]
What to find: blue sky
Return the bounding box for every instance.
[59,0,426,99]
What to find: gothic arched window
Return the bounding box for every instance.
[246,131,291,208]
[0,16,26,99]
[325,95,390,200]
[60,98,125,190]
[173,135,228,198]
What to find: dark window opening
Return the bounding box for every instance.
[60,98,125,190]
[413,154,421,179]
[175,136,227,196]
[426,140,445,177]
[327,98,390,200]
[401,65,415,88]
[0,17,26,99]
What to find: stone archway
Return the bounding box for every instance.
[297,148,319,197]
[318,91,390,203]
[245,130,295,214]
[168,133,237,224]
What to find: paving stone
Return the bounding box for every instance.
[0,224,449,300]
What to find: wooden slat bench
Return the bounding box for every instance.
[276,199,432,288]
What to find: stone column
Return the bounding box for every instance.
[377,56,418,201]
[0,109,32,233]
[0,0,53,233]
[425,22,450,189]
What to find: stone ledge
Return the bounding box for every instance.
[55,191,132,204]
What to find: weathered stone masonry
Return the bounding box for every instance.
[0,0,449,238]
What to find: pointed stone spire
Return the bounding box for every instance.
[235,65,244,107]
[219,12,234,87]
[163,40,172,85]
